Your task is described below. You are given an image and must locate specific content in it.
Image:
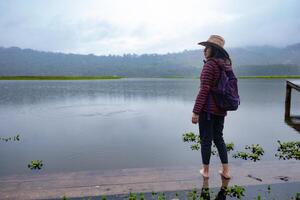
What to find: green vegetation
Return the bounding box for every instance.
[61,196,69,200]
[1,75,300,80]
[0,76,123,80]
[182,132,300,163]
[226,142,235,152]
[28,160,43,170]
[182,132,201,151]
[182,132,234,154]
[296,192,300,200]
[183,132,265,161]
[225,185,245,199]
[0,134,20,142]
[59,184,300,200]
[0,134,44,170]
[232,144,264,162]
[275,140,300,160]
[238,75,300,79]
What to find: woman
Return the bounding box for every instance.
[192,35,233,179]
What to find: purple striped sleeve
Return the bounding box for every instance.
[193,62,215,114]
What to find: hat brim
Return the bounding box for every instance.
[198,41,229,58]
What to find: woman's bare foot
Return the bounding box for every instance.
[200,168,209,179]
[219,170,231,180]
[219,164,231,179]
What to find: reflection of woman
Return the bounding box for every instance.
[200,176,230,200]
[192,35,233,179]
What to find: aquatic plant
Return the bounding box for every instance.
[139,193,145,200]
[295,192,300,200]
[128,192,138,200]
[183,132,200,143]
[187,188,199,200]
[199,188,210,200]
[127,192,147,200]
[175,192,179,198]
[98,187,299,200]
[0,134,20,142]
[256,193,261,200]
[267,185,271,193]
[157,193,166,200]
[61,196,69,200]
[226,142,234,152]
[182,132,201,151]
[212,142,235,155]
[27,160,43,170]
[232,144,264,162]
[225,185,245,199]
[182,132,234,154]
[275,140,300,160]
[151,192,156,200]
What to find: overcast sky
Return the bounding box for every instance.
[0,0,299,55]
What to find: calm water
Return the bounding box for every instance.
[0,78,299,177]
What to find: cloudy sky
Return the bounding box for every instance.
[0,0,299,55]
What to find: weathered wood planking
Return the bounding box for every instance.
[285,80,300,118]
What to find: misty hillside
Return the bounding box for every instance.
[0,44,300,77]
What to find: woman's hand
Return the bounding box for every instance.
[192,113,199,124]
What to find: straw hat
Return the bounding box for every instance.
[198,35,229,57]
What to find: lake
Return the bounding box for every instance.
[0,78,299,177]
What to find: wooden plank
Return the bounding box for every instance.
[0,160,300,200]
[285,83,292,118]
[287,80,300,92]
[285,116,300,133]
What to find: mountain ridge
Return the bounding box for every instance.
[1,44,300,77]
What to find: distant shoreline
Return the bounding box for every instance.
[0,76,123,80]
[160,75,300,79]
[0,75,300,80]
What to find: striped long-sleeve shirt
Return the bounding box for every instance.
[193,57,233,116]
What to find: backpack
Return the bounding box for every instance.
[210,62,240,111]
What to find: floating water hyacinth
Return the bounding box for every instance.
[28,160,43,170]
[226,142,234,152]
[182,132,201,151]
[187,187,201,200]
[232,144,264,162]
[61,196,69,200]
[182,132,199,143]
[0,134,20,142]
[275,140,300,160]
[225,185,246,199]
[182,132,234,155]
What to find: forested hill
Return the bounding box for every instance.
[1,44,300,77]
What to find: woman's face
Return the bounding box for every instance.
[204,46,212,59]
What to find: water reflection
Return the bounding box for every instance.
[200,176,230,200]
[285,115,300,133]
[1,79,300,176]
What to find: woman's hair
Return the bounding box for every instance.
[209,45,232,64]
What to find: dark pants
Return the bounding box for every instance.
[198,111,228,165]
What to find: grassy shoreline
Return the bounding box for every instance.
[161,75,300,79]
[0,76,123,80]
[1,75,300,80]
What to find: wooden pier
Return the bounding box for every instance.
[285,80,300,132]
